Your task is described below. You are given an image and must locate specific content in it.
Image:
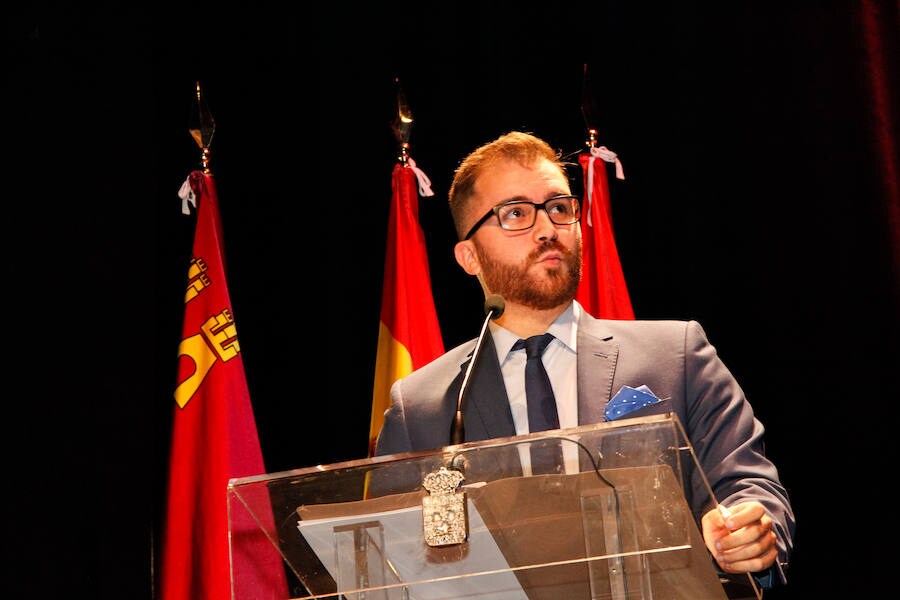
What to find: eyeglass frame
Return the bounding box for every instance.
[463,194,582,240]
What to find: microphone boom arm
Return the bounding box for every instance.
[450,295,505,445]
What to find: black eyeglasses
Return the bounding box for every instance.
[463,195,582,240]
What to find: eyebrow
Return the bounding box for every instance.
[495,192,571,205]
[493,194,530,205]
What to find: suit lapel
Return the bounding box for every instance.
[454,334,516,442]
[576,314,619,425]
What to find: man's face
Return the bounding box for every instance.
[455,158,582,310]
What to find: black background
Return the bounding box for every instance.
[7,2,898,598]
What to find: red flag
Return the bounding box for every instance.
[162,170,286,600]
[369,159,445,455]
[575,148,635,319]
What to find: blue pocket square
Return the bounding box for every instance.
[605,385,662,421]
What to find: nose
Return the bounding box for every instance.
[532,207,558,241]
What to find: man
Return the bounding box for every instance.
[375,131,794,588]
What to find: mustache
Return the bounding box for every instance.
[527,239,573,262]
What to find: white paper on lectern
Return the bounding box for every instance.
[297,499,527,600]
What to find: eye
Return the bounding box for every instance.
[499,204,529,220]
[547,199,572,216]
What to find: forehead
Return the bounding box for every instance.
[472,158,570,209]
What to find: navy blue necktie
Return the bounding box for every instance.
[513,333,560,432]
[513,333,562,474]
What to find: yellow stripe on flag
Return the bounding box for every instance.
[369,320,413,454]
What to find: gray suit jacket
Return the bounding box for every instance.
[375,313,794,585]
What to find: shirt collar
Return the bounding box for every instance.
[490,300,580,363]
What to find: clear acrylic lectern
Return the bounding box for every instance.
[227,413,754,599]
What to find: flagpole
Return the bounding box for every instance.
[393,76,413,167]
[163,82,287,600]
[575,64,635,320]
[368,78,444,458]
[189,81,216,174]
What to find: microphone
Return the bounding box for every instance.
[450,294,506,445]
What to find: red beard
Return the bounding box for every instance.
[476,238,582,310]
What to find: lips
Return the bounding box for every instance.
[540,251,562,260]
[535,250,562,264]
[529,241,569,268]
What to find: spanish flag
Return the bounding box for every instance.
[369,159,444,456]
[575,146,635,319]
[162,170,286,600]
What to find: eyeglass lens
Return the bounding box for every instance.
[497,197,580,231]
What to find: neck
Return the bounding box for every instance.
[493,300,572,338]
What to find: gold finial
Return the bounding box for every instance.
[391,77,414,165]
[581,64,599,148]
[188,81,216,173]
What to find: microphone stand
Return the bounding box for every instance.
[450,295,505,445]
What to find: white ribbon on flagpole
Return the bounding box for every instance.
[178,175,197,215]
[592,145,625,181]
[407,157,435,197]
[585,146,625,227]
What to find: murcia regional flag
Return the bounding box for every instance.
[162,170,286,600]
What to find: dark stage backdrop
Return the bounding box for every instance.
[8,3,897,598]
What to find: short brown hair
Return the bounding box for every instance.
[448,131,567,239]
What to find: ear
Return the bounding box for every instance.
[454,240,481,275]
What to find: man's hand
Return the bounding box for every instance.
[702,501,778,575]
